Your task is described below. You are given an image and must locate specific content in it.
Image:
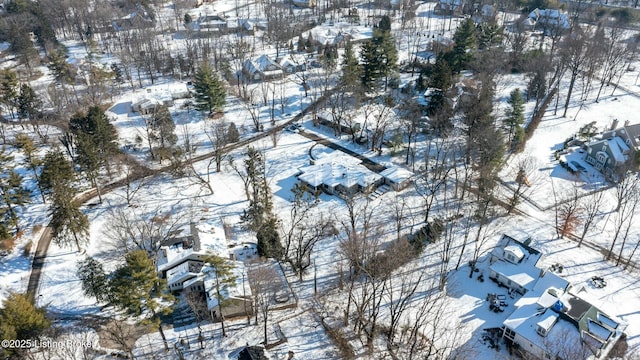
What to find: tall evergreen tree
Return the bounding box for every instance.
[109,250,174,351]
[0,69,19,119]
[256,216,284,259]
[193,62,226,115]
[360,28,398,91]
[505,88,525,148]
[340,40,362,94]
[0,147,31,234]
[77,256,109,302]
[451,18,478,72]
[40,149,89,252]
[39,149,75,198]
[69,106,119,201]
[242,147,272,231]
[50,192,89,252]
[48,48,74,84]
[15,133,45,203]
[17,83,42,122]
[147,106,177,161]
[0,292,51,358]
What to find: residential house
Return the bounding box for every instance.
[527,8,570,31]
[111,5,154,32]
[297,152,383,197]
[278,54,308,74]
[380,166,414,191]
[157,222,205,292]
[291,0,317,7]
[492,234,628,360]
[157,221,255,321]
[131,98,163,115]
[185,13,228,32]
[584,120,640,178]
[488,234,545,295]
[242,54,284,82]
[434,0,466,16]
[502,273,626,360]
[471,4,497,24]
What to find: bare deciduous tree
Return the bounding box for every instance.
[248,261,282,345]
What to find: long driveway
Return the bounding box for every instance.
[26,90,332,303]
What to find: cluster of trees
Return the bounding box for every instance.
[0,292,51,359]
[78,250,175,351]
[338,16,398,95]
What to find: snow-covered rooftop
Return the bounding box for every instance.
[607,137,630,163]
[298,161,381,189]
[380,166,413,184]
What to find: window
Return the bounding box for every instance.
[504,328,516,340]
[596,152,608,164]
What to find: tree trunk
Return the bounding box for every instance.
[158,322,169,352]
[562,72,578,118]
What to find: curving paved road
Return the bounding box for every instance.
[26,91,332,303]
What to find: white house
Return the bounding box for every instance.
[297,152,383,197]
[380,166,414,191]
[527,8,570,31]
[495,234,628,360]
[278,54,308,74]
[488,234,544,295]
[242,54,283,81]
[503,280,627,359]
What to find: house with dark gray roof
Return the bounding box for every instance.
[584,120,640,178]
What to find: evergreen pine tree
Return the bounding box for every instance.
[47,48,73,84]
[305,33,314,53]
[17,84,41,121]
[193,62,226,115]
[505,88,525,148]
[108,250,174,351]
[340,41,362,94]
[360,28,398,91]
[77,256,109,302]
[50,192,89,252]
[0,69,18,119]
[70,106,118,200]
[256,216,284,259]
[0,292,50,358]
[40,149,75,198]
[360,39,382,91]
[0,147,31,233]
[451,18,478,72]
[148,106,178,160]
[15,133,45,203]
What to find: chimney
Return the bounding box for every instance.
[625,120,630,127]
[610,118,619,130]
[190,222,201,252]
